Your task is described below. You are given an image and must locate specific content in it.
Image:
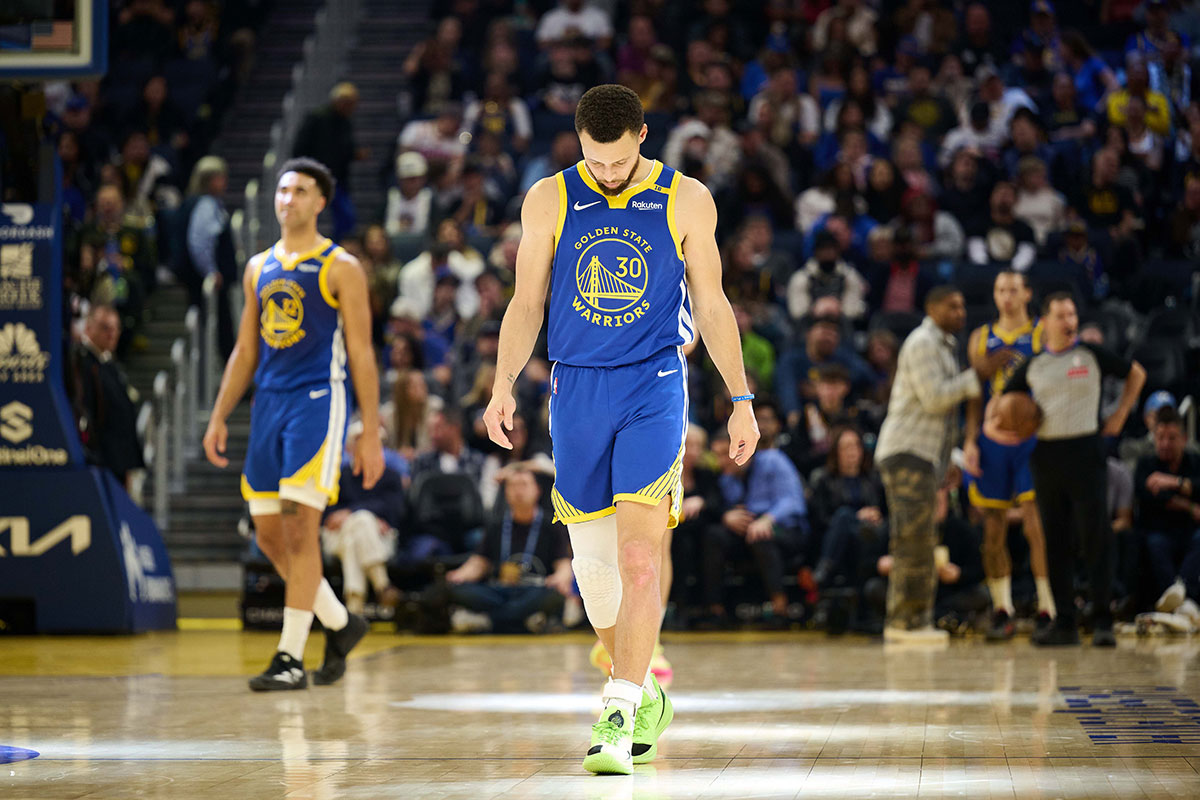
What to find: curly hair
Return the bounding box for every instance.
[574,84,644,143]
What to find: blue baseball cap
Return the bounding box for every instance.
[1144,390,1176,416]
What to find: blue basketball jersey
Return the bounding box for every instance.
[548,160,695,367]
[975,318,1043,404]
[251,238,347,391]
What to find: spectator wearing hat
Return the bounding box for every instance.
[1014,156,1067,247]
[292,82,367,241]
[1119,390,1185,470]
[385,151,434,237]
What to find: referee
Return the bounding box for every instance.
[1004,292,1145,646]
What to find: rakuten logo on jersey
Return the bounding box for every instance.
[630,200,663,211]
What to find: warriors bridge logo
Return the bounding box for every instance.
[571,226,654,328]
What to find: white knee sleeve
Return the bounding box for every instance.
[569,516,622,629]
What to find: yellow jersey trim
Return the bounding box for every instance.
[247,249,270,286]
[273,237,332,271]
[1032,319,1044,353]
[990,319,1034,346]
[665,169,684,261]
[551,486,617,524]
[317,246,342,309]
[575,160,664,209]
[973,324,988,359]
[279,435,336,494]
[241,474,279,501]
[553,172,567,247]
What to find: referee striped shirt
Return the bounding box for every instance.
[1004,341,1132,440]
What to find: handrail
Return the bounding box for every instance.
[170,338,187,492]
[153,371,170,530]
[202,274,220,408]
[185,307,201,450]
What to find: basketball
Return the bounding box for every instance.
[993,392,1041,440]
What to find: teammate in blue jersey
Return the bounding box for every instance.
[202,158,384,691]
[483,85,760,775]
[962,270,1055,640]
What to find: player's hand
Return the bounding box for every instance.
[1101,413,1126,437]
[202,417,229,468]
[723,507,753,535]
[962,439,982,477]
[728,402,760,466]
[483,390,517,450]
[937,562,962,584]
[975,348,1015,380]
[857,506,883,524]
[353,430,385,490]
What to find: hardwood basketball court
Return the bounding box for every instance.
[3,629,1199,798]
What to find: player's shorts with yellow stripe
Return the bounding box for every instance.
[548,346,687,528]
[241,381,348,511]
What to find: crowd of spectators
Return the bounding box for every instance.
[333,0,1200,635]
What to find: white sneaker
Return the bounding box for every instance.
[1156,579,1187,613]
[884,625,950,645]
[450,608,492,634]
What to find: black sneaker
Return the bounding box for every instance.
[1034,612,1053,637]
[249,652,307,692]
[312,614,369,685]
[986,610,1016,641]
[1092,623,1116,647]
[1032,621,1080,647]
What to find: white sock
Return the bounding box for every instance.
[643,666,658,700]
[601,678,642,722]
[987,577,1014,615]
[313,579,349,631]
[278,607,314,661]
[367,564,390,593]
[1035,577,1056,617]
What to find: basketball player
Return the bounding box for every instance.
[202,157,383,691]
[962,270,1054,640]
[482,85,759,775]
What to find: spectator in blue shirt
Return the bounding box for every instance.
[701,428,808,626]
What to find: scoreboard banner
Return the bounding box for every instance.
[0,201,84,468]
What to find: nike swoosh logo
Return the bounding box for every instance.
[574,200,601,211]
[657,369,678,378]
[309,388,330,399]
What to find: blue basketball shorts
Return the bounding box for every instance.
[241,381,349,512]
[967,431,1037,509]
[548,347,688,528]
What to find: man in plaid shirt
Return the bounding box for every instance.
[874,286,1010,643]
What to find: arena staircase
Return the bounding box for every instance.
[344,0,432,226]
[211,0,325,217]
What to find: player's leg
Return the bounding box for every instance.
[970,436,1016,640]
[1014,439,1055,622]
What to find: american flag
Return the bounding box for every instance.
[30,21,73,51]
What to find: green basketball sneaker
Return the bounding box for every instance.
[632,674,673,764]
[583,706,634,775]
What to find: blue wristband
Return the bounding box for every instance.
[731,394,755,403]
